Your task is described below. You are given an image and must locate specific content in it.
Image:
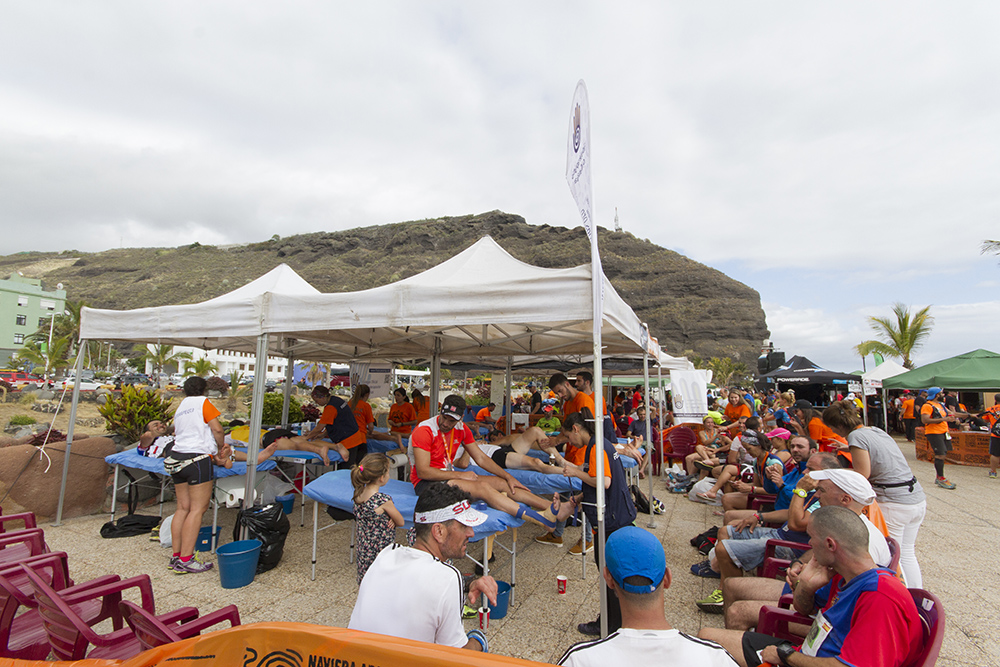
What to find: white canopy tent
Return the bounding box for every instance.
[862,359,908,428]
[63,237,689,524]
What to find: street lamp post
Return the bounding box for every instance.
[45,312,56,381]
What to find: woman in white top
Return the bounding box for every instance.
[166,376,227,574]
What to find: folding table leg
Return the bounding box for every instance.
[311,499,319,581]
[299,462,306,527]
[581,511,587,578]
[111,464,120,521]
[510,527,517,605]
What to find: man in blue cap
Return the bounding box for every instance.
[921,386,956,489]
[558,526,737,667]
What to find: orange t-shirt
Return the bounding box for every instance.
[588,392,609,417]
[476,407,493,422]
[563,391,596,417]
[352,400,375,438]
[575,439,612,478]
[724,402,751,422]
[807,417,845,451]
[901,398,915,419]
[413,398,430,423]
[388,402,417,435]
[921,401,948,435]
[318,403,366,450]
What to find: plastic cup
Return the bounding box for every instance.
[557,575,567,594]
[478,606,489,631]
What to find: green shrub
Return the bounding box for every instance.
[98,385,175,443]
[261,393,303,426]
[9,414,36,426]
[18,393,36,405]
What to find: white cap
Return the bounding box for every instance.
[413,499,487,527]
[809,469,876,506]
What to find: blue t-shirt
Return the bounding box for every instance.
[774,460,808,511]
[757,453,785,495]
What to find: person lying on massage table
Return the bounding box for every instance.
[410,394,575,530]
[480,426,567,474]
[140,420,278,463]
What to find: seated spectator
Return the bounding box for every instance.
[349,483,496,651]
[697,427,781,504]
[684,416,733,478]
[558,526,737,667]
[700,506,922,667]
[721,435,817,526]
[696,464,890,618]
[410,394,572,530]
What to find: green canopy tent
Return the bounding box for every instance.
[882,349,1000,390]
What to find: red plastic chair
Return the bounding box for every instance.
[0,530,48,566]
[20,562,198,661]
[0,552,116,660]
[0,513,37,535]
[757,538,812,579]
[662,427,698,468]
[120,600,241,651]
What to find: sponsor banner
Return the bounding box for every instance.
[669,369,710,424]
[350,361,393,400]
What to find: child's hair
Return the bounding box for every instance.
[351,453,391,502]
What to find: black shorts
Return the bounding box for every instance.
[490,445,515,469]
[925,432,951,456]
[990,436,1000,458]
[741,632,790,667]
[344,442,368,468]
[168,452,214,486]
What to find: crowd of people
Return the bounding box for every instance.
[140,374,959,665]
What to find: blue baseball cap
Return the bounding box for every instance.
[926,387,942,399]
[605,526,665,594]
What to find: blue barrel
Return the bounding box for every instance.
[487,581,512,619]
[216,540,262,589]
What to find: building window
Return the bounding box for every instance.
[267,365,273,373]
[15,315,26,326]
[13,334,24,344]
[249,364,255,372]
[17,296,28,307]
[239,363,246,370]
[38,317,47,327]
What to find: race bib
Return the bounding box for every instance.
[800,609,833,657]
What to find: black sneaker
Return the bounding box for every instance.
[577,619,601,636]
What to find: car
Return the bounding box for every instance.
[60,378,106,391]
[0,370,43,384]
[115,373,152,387]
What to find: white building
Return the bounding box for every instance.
[145,345,290,381]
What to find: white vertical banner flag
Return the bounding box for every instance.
[567,78,609,638]
[669,370,710,424]
[350,360,393,400]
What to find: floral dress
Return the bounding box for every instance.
[354,491,396,584]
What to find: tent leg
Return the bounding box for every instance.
[505,357,513,433]
[54,349,85,527]
[430,337,441,416]
[281,353,295,427]
[241,333,270,539]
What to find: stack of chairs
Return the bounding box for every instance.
[0,506,241,661]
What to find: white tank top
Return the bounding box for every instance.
[171,396,217,455]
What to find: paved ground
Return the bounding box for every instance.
[38,435,995,666]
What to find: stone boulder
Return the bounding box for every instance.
[0,437,116,520]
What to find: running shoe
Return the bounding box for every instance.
[175,558,214,574]
[690,560,720,579]
[990,471,997,479]
[696,588,724,613]
[935,477,956,490]
[167,556,179,570]
[577,619,601,636]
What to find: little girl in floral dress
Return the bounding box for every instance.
[351,453,405,584]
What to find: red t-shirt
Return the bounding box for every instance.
[409,417,477,487]
[632,391,642,410]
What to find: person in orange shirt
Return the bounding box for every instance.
[299,385,367,465]
[350,384,404,455]
[411,389,430,423]
[921,387,956,489]
[723,391,752,433]
[900,392,917,441]
[388,388,418,437]
[475,402,497,430]
[791,399,845,451]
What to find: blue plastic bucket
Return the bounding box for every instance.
[276,493,295,514]
[195,526,221,552]
[487,581,512,619]
[216,539,262,589]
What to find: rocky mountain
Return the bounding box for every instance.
[1,211,769,362]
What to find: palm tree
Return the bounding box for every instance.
[305,363,326,388]
[984,239,1000,258]
[185,357,218,377]
[706,356,749,387]
[142,345,193,387]
[14,337,72,378]
[27,299,87,354]
[855,303,933,369]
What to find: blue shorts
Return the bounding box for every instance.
[722,525,797,572]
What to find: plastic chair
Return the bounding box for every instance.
[0,513,37,535]
[20,562,198,661]
[120,600,241,651]
[0,553,116,660]
[662,427,698,467]
[758,538,812,579]
[0,530,48,566]
[887,536,900,573]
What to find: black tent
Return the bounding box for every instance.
[758,355,861,405]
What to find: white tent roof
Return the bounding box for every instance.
[263,237,690,367]
[862,359,908,383]
[79,263,320,353]
[79,237,690,368]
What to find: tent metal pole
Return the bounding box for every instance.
[506,357,513,433]
[241,333,270,537]
[882,388,888,432]
[643,332,655,528]
[658,362,665,481]
[430,337,441,416]
[280,351,295,427]
[53,348,85,526]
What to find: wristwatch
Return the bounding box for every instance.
[793,487,808,498]
[776,641,796,666]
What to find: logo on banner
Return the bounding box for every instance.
[573,104,582,152]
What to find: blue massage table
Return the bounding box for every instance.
[303,470,522,596]
[234,446,342,528]
[105,449,277,552]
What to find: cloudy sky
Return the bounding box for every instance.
[2,2,998,372]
